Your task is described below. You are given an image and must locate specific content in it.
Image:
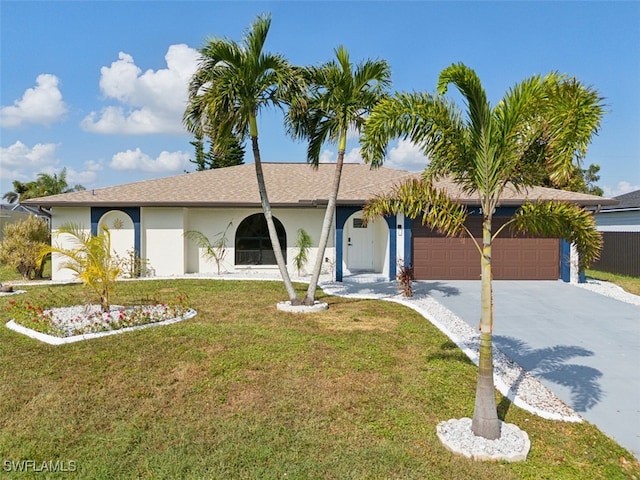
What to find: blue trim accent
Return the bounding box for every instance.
[91,207,141,255]
[385,216,397,280]
[560,239,571,282]
[404,216,412,268]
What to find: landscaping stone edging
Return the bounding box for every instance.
[436,417,531,462]
[5,309,197,345]
[276,301,329,313]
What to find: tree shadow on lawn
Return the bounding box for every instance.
[494,335,603,418]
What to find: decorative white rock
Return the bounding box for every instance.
[276,301,329,313]
[436,417,531,462]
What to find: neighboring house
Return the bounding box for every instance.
[0,204,51,242]
[22,163,614,283]
[593,189,640,277]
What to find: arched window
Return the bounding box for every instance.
[235,213,286,265]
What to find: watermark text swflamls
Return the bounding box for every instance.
[3,460,77,473]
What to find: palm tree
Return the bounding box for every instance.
[2,180,36,204]
[40,223,121,312]
[184,14,303,303]
[361,63,604,440]
[286,46,391,305]
[2,168,85,203]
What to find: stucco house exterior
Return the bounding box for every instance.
[592,189,640,276]
[22,163,614,283]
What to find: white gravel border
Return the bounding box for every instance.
[5,308,197,345]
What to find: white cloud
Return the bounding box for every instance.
[318,149,336,163]
[1,141,60,195]
[81,44,200,134]
[344,147,364,164]
[0,141,59,169]
[316,147,364,164]
[602,181,640,198]
[316,140,427,171]
[0,74,68,127]
[384,139,429,172]
[0,142,103,195]
[110,148,191,172]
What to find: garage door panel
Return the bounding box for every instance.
[412,223,559,280]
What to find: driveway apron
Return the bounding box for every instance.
[422,280,640,460]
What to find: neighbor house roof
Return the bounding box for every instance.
[21,163,616,208]
[597,189,640,212]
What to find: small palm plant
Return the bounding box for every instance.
[184,222,232,275]
[293,228,312,276]
[40,223,121,312]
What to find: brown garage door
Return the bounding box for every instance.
[412,217,560,280]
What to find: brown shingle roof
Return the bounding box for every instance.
[21,162,616,208]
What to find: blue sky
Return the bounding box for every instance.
[1,1,639,199]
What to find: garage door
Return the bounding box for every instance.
[412,217,560,280]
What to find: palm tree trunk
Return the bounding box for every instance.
[471,216,501,439]
[303,147,345,305]
[249,118,299,304]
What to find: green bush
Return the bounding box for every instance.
[0,215,50,280]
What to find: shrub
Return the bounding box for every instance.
[397,262,414,297]
[0,215,50,279]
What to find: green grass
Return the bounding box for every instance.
[0,258,51,283]
[1,279,639,479]
[586,269,640,296]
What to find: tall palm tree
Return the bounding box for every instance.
[184,14,303,303]
[2,168,84,203]
[286,46,391,305]
[361,63,604,440]
[2,180,35,204]
[35,168,85,197]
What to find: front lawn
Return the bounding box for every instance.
[1,279,638,479]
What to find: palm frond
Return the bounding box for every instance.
[363,178,468,237]
[512,201,602,269]
[286,46,390,166]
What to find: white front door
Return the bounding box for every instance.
[347,215,374,272]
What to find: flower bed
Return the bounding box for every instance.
[4,292,196,345]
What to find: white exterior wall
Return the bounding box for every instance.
[48,205,343,280]
[183,207,334,277]
[372,218,390,277]
[279,208,335,277]
[341,210,390,277]
[98,210,135,266]
[49,207,91,281]
[142,207,186,277]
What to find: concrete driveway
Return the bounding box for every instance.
[422,280,640,460]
